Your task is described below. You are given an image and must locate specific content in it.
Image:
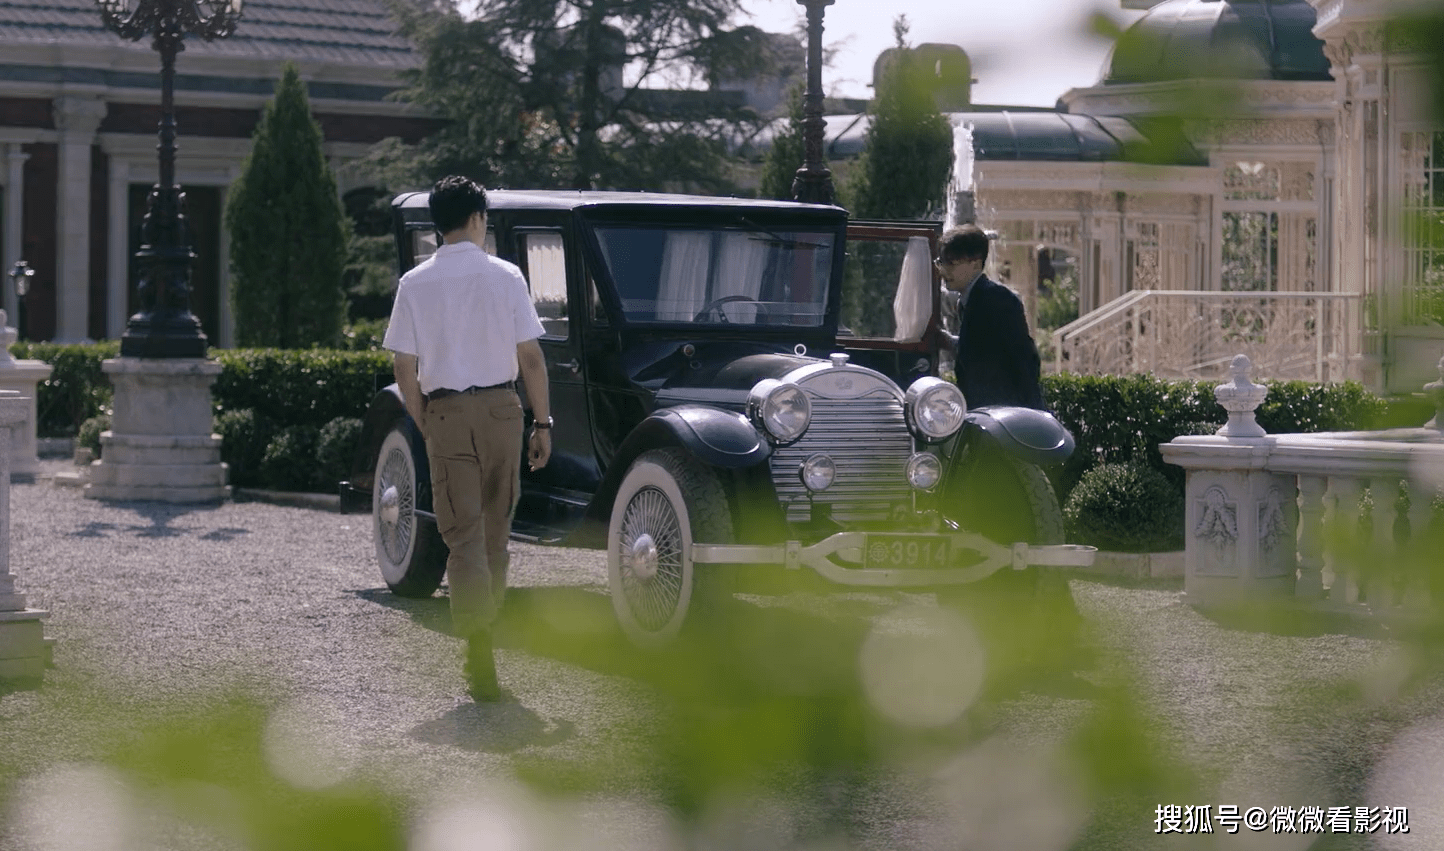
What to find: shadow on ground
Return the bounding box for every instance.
[66,501,245,541]
[410,700,577,753]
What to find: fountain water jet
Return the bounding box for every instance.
[945,121,976,228]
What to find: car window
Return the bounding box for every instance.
[840,226,939,341]
[519,231,568,338]
[409,228,496,269]
[591,225,833,326]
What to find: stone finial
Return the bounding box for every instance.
[1425,355,1444,431]
[1215,354,1268,438]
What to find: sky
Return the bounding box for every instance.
[737,0,1148,108]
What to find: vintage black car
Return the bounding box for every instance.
[341,190,1093,646]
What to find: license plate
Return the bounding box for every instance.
[863,535,950,570]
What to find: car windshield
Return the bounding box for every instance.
[590,224,835,326]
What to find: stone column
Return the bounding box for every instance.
[84,358,229,503]
[0,389,50,682]
[52,96,108,343]
[107,158,131,340]
[3,143,28,323]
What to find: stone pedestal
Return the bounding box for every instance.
[0,315,53,478]
[1164,437,1299,605]
[1160,355,1297,606]
[0,389,50,681]
[85,358,230,503]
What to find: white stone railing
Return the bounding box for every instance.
[1161,355,1444,616]
[1052,290,1366,383]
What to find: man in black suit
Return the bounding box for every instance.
[936,225,1045,410]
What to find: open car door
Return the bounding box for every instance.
[836,220,946,387]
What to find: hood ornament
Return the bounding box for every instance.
[829,352,850,368]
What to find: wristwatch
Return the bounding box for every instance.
[533,417,553,430]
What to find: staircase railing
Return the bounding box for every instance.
[1051,290,1366,383]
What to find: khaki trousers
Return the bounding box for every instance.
[421,389,523,637]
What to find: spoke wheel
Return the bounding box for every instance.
[373,425,446,597]
[608,449,733,647]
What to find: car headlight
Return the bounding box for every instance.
[800,453,836,491]
[906,453,943,490]
[748,379,811,443]
[904,377,966,441]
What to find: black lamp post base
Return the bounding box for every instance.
[119,311,208,359]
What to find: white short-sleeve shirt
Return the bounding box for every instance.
[383,240,546,395]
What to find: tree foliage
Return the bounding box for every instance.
[845,17,953,219]
[226,64,348,348]
[758,84,805,201]
[375,0,770,193]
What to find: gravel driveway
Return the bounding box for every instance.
[1,465,1440,850]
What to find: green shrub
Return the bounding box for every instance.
[211,349,392,431]
[260,425,321,492]
[215,408,274,489]
[1041,374,1388,503]
[1064,462,1184,553]
[9,341,121,437]
[77,414,110,457]
[317,416,364,490]
[338,318,389,352]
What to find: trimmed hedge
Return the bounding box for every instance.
[1040,373,1389,500]
[210,348,392,430]
[8,342,1401,499]
[210,350,390,492]
[10,341,122,437]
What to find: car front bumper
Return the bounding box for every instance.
[691,530,1096,587]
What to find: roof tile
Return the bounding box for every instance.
[0,0,415,69]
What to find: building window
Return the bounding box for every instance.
[1221,161,1316,292]
[1400,130,1444,326]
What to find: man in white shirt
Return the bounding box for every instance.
[383,175,552,702]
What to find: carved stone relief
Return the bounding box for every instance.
[1188,119,1327,147]
[1257,486,1289,559]
[1194,484,1239,576]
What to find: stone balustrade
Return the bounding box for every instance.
[1162,355,1444,615]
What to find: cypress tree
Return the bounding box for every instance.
[758,84,806,201]
[846,17,953,219]
[227,63,348,348]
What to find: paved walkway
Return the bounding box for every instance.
[0,464,1440,849]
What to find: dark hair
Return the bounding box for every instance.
[429,175,488,235]
[938,224,990,264]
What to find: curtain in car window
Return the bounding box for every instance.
[893,236,932,342]
[523,232,568,334]
[658,232,711,320]
[715,233,769,322]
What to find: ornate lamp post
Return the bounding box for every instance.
[96,0,243,358]
[791,0,836,205]
[7,261,33,341]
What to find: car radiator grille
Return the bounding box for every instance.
[769,394,914,526]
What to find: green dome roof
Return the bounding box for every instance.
[1105,0,1331,85]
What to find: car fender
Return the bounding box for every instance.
[575,405,771,546]
[341,384,430,514]
[960,406,1075,467]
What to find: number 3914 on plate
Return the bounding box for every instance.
[863,535,950,569]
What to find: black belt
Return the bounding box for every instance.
[425,381,516,403]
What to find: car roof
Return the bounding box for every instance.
[392,188,847,214]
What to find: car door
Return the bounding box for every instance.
[836,220,946,386]
[512,224,600,541]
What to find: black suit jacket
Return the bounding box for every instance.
[949,275,1045,410]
